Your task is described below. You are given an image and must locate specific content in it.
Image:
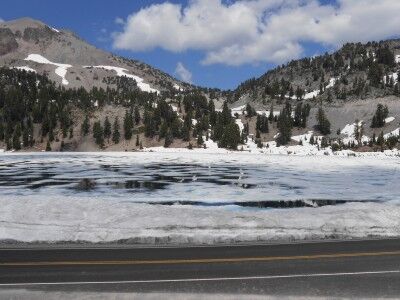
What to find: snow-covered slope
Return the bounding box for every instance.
[25,54,71,85]
[84,65,159,93]
[0,17,184,92]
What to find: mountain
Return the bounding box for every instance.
[233,39,400,105]
[0,18,399,154]
[0,17,190,93]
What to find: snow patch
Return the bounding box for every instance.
[84,65,159,94]
[49,26,60,33]
[24,54,71,85]
[385,117,395,124]
[384,128,400,139]
[235,118,244,132]
[13,66,36,73]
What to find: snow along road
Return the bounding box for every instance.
[1,239,400,298]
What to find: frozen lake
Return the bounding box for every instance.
[1,152,400,244]
[0,152,399,204]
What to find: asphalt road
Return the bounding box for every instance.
[0,239,400,297]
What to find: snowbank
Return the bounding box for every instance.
[25,54,71,85]
[1,195,399,244]
[84,65,159,94]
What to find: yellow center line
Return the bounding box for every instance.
[1,250,400,266]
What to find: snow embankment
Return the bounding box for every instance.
[84,65,159,94]
[24,54,71,85]
[1,195,399,244]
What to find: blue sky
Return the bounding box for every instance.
[2,0,399,90]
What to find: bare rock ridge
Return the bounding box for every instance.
[0,17,186,92]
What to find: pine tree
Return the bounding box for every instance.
[245,104,256,118]
[81,115,90,136]
[316,108,331,135]
[124,110,133,140]
[276,103,292,145]
[320,137,329,148]
[219,122,241,150]
[134,106,141,125]
[12,124,22,150]
[45,140,52,151]
[112,117,120,144]
[371,104,389,128]
[197,133,204,146]
[268,103,274,121]
[93,121,104,148]
[293,103,302,127]
[103,117,112,141]
[368,62,383,87]
[0,122,4,141]
[221,101,232,125]
[136,134,140,147]
[159,121,168,140]
[377,131,385,150]
[22,127,29,148]
[164,130,173,148]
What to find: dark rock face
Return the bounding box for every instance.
[0,28,18,56]
[23,26,56,43]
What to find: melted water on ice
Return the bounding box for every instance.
[0,152,399,204]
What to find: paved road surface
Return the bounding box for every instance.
[0,239,400,297]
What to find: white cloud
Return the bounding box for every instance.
[113,0,400,66]
[0,18,4,23]
[115,17,125,25]
[175,62,192,83]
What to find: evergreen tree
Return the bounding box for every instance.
[112,117,120,144]
[22,127,29,148]
[221,101,232,125]
[371,104,389,128]
[12,124,22,150]
[197,133,204,146]
[256,114,269,133]
[276,103,292,145]
[136,134,140,147]
[93,121,104,147]
[81,115,90,136]
[245,104,256,118]
[320,137,329,148]
[377,131,385,149]
[164,130,173,148]
[103,117,112,140]
[219,122,241,150]
[368,62,383,87]
[159,121,168,140]
[316,108,331,135]
[134,106,141,125]
[123,110,133,140]
[45,140,52,151]
[268,103,274,121]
